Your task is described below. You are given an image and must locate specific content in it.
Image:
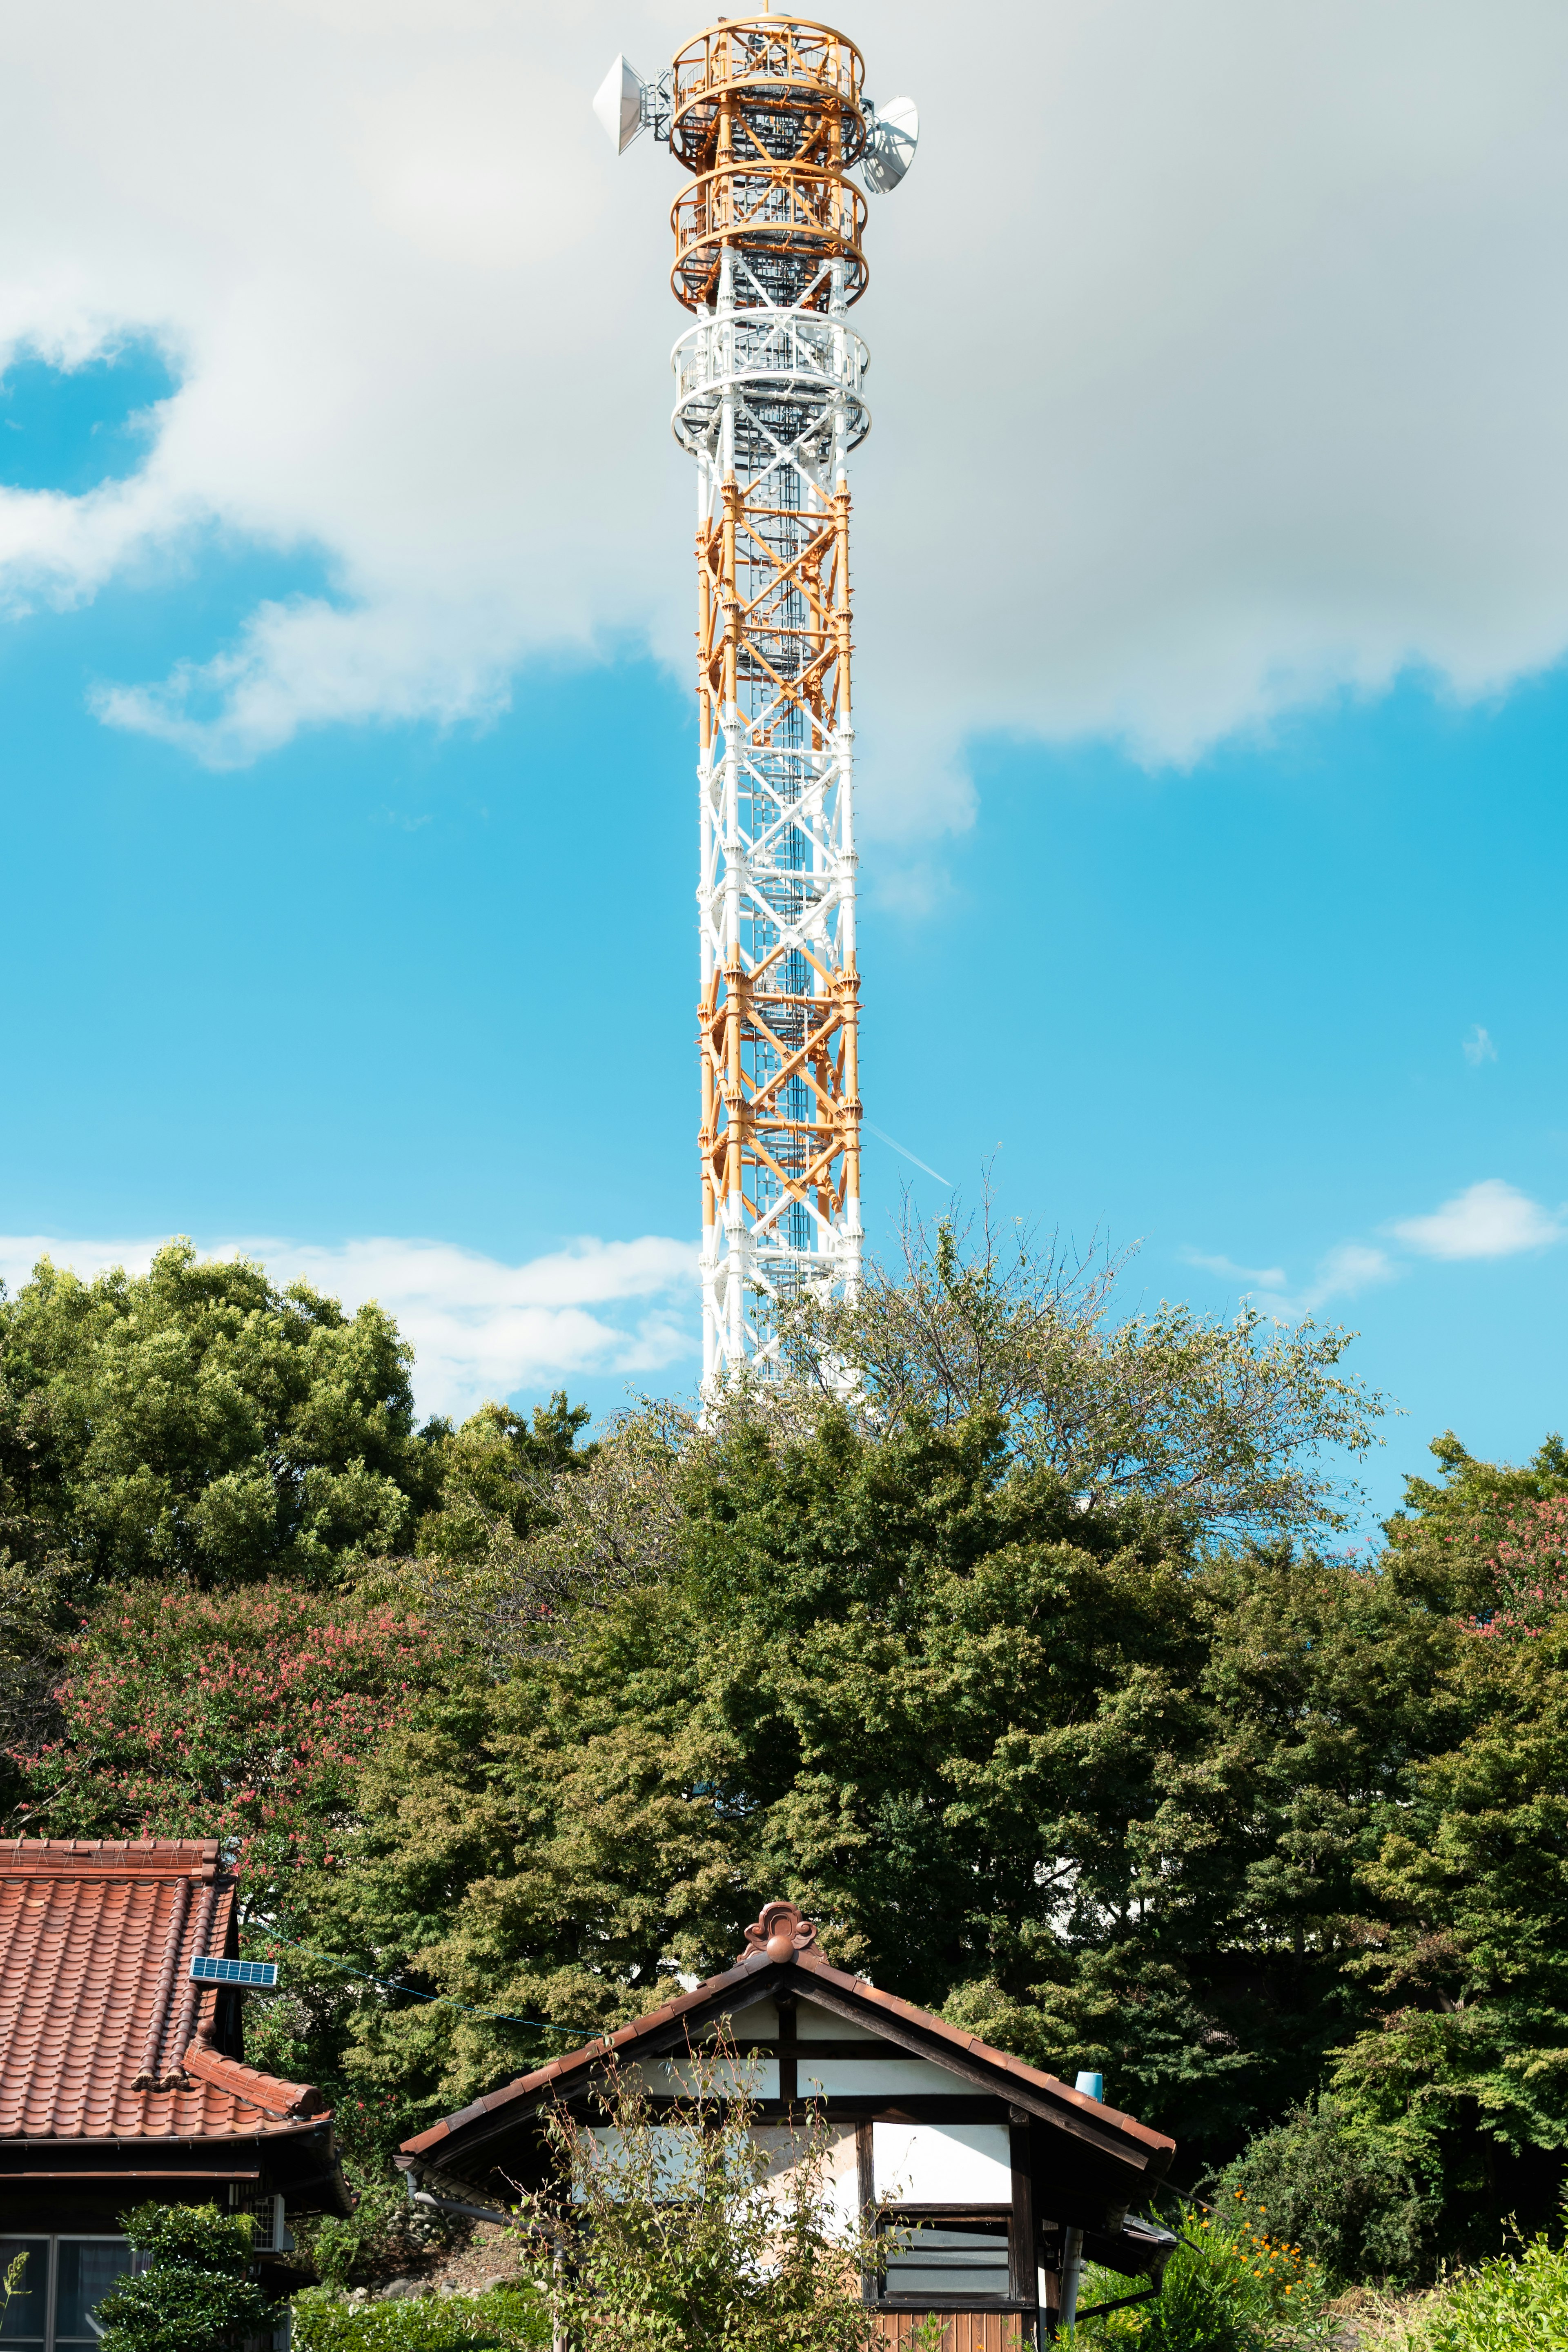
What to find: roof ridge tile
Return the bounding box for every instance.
[180,2037,327,2119]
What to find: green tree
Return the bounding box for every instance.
[96,2204,274,2352]
[784,1198,1385,1541]
[0,1241,446,1588]
[1382,1430,1568,1616]
[414,1395,596,1564]
[1330,1523,1568,2252]
[11,1576,443,1853]
[285,1383,1425,2152]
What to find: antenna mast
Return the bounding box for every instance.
[597,17,916,1381]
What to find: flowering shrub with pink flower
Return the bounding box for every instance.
[14,1579,445,1866]
[1469,1497,1568,1639]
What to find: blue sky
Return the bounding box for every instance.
[2,0,1566,1533]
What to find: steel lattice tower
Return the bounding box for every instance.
[597,17,915,1381]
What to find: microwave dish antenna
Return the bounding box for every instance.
[592,53,672,151]
[860,94,918,192]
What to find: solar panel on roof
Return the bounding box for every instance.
[189,1956,277,1987]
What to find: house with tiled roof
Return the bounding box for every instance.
[399,1898,1178,2348]
[0,1839,350,2352]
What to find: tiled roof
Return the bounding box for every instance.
[401,1912,1174,2171]
[0,1838,331,2143]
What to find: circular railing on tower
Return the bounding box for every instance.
[669,16,867,173]
[671,163,868,309]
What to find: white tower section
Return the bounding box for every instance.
[675,256,870,1382]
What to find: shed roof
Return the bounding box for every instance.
[401,1899,1174,2189]
[0,1838,332,2157]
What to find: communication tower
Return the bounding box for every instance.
[595,18,917,1382]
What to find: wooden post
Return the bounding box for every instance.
[1008,2109,1038,2350]
[776,1990,798,2109]
[856,2118,877,2305]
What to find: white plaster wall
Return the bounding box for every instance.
[873,2123,1013,2204]
[797,1998,883,2043]
[751,2121,862,2238]
[626,2055,780,2098]
[798,2058,960,2097]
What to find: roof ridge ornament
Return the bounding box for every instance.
[739,1899,817,1963]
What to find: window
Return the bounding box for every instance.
[0,2240,147,2352]
[0,2241,48,2346]
[883,2219,1012,2301]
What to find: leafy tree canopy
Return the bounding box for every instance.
[0,1240,446,1588]
[414,1395,596,1564]
[272,1390,1434,2154]
[1383,1428,1568,1615]
[12,1577,446,1861]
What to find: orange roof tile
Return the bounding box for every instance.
[0,1838,330,2144]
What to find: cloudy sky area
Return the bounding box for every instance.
[2,0,1567,1515]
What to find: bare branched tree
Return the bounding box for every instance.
[780,1184,1386,1540]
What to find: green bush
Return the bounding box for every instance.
[96,2204,276,2352]
[294,2174,455,2291]
[1137,2256,1247,2352]
[290,2287,549,2352]
[1218,2098,1439,2287]
[1073,2197,1330,2349]
[1405,2231,1568,2350]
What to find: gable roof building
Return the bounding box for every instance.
[400,1899,1176,2345]
[0,1838,349,2345]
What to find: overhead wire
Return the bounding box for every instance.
[254,1928,597,2040]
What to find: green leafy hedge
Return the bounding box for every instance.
[1407,2233,1568,2350]
[291,2287,549,2352]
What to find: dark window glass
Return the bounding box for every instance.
[885,2222,1011,2299]
[55,2241,138,2343]
[0,2243,48,2346]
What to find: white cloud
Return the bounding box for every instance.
[1181,1248,1288,1290]
[1463,1024,1498,1066]
[1247,1242,1396,1321]
[1389,1178,1564,1261]
[0,4,1566,817]
[0,1229,699,1419]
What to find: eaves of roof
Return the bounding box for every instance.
[399,1944,1174,2177]
[0,1837,337,2154]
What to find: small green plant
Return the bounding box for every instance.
[96,2204,276,2352]
[2,2252,31,2331]
[291,2286,549,2352]
[511,2031,892,2352]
